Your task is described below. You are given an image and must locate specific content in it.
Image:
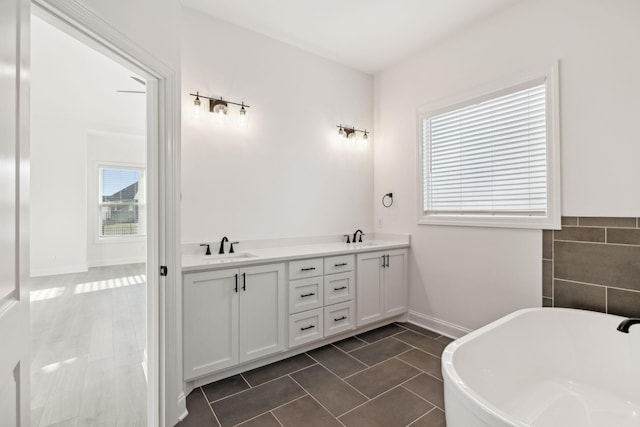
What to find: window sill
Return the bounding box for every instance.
[418,214,560,230]
[97,235,147,244]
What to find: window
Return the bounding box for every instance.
[99,167,146,238]
[418,66,560,229]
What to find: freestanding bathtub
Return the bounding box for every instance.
[442,308,640,427]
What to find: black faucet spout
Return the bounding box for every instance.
[617,318,640,333]
[353,229,365,243]
[219,236,229,254]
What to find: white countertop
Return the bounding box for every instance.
[182,236,410,272]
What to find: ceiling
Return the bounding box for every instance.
[181,0,523,74]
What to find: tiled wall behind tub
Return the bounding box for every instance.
[543,217,640,317]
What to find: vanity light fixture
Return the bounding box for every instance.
[337,125,371,143]
[190,92,250,122]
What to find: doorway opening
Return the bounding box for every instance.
[29,9,158,426]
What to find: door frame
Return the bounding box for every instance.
[30,1,181,425]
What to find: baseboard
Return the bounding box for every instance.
[408,310,472,339]
[30,264,88,278]
[87,256,146,268]
[177,392,188,423]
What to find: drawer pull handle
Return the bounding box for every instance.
[334,263,348,267]
[300,325,315,331]
[300,292,316,298]
[301,267,316,271]
[334,316,347,322]
[334,286,347,291]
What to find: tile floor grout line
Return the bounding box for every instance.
[406,406,439,426]
[229,393,309,427]
[200,386,222,427]
[337,384,416,421]
[341,342,417,381]
[269,410,285,427]
[303,353,371,402]
[394,354,444,383]
[400,382,444,411]
[286,374,348,427]
[239,361,319,389]
[394,335,446,359]
[313,344,374,376]
[205,373,254,404]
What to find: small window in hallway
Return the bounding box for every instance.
[99,167,146,237]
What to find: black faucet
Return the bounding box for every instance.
[219,236,229,254]
[617,318,640,333]
[200,244,211,255]
[353,229,365,243]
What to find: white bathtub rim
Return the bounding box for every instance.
[441,307,628,427]
[442,308,539,427]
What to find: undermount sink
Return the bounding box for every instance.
[196,252,258,263]
[348,242,380,248]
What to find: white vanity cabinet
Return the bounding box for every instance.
[287,254,356,347]
[356,249,407,327]
[183,263,286,381]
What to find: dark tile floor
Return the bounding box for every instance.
[179,322,452,427]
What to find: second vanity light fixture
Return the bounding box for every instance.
[337,125,370,143]
[190,91,250,126]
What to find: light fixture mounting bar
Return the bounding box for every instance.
[189,93,250,108]
[336,125,368,134]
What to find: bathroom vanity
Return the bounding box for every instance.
[181,235,409,385]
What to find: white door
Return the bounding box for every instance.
[239,263,285,362]
[384,250,408,317]
[0,0,30,424]
[183,269,239,380]
[356,251,385,326]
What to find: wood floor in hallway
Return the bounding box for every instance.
[30,264,147,427]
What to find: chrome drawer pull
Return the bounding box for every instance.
[300,325,315,331]
[334,286,347,291]
[300,292,316,298]
[334,316,347,322]
[334,263,348,267]
[301,267,316,271]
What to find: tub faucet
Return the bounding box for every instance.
[353,229,365,243]
[617,318,640,333]
[218,236,229,254]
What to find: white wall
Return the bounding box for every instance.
[31,16,146,276]
[181,8,374,244]
[373,0,640,331]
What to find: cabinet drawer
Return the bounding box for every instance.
[324,301,355,337]
[289,258,324,280]
[324,254,355,275]
[288,308,324,347]
[289,277,323,314]
[323,272,354,306]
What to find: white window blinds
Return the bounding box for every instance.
[423,80,547,216]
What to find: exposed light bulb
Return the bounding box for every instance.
[347,130,356,141]
[238,102,248,128]
[193,93,201,118]
[338,126,346,139]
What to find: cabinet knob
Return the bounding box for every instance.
[300,325,315,331]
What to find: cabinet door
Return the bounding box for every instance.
[239,263,286,362]
[183,269,239,380]
[384,249,408,317]
[356,251,385,327]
